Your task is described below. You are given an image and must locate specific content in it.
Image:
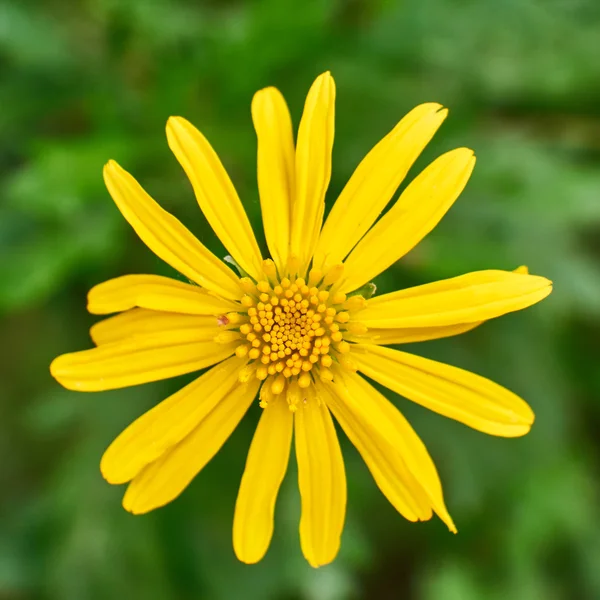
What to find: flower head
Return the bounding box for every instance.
[50,72,552,567]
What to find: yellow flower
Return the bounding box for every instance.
[50,71,552,567]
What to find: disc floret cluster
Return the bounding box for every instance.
[221,260,366,409]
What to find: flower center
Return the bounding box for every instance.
[234,273,351,387]
[213,260,369,410]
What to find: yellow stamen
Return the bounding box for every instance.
[345,322,368,335]
[323,264,344,286]
[271,375,286,395]
[343,296,365,312]
[239,277,257,295]
[214,331,241,344]
[308,268,322,286]
[235,345,249,357]
[261,259,277,281]
[337,341,350,353]
[298,373,311,388]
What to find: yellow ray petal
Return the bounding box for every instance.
[290,72,335,274]
[295,390,346,568]
[313,103,447,272]
[87,274,240,315]
[50,336,237,392]
[319,380,433,524]
[358,267,533,344]
[357,270,552,328]
[122,378,261,514]
[233,397,293,564]
[90,309,223,346]
[103,160,241,299]
[101,356,245,484]
[361,322,482,345]
[166,117,263,280]
[252,87,295,272]
[327,372,455,531]
[340,148,476,293]
[352,344,535,437]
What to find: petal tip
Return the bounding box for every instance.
[166,115,186,131]
[314,70,335,91]
[166,117,193,144]
[525,408,535,426]
[100,461,125,486]
[252,86,284,112]
[439,510,457,533]
[49,356,60,379]
[49,354,69,385]
[233,545,265,566]
[100,447,134,485]
[49,359,83,392]
[122,492,147,515]
[104,159,120,174]
[437,106,449,119]
[456,146,475,159]
[507,419,534,437]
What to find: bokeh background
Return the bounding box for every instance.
[2,0,600,598]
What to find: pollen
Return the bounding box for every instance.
[230,267,364,408]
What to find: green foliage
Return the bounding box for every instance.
[1,0,599,598]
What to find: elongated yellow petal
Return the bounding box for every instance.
[319,380,433,524]
[252,87,295,272]
[362,322,482,345]
[327,372,454,530]
[352,344,535,437]
[313,103,447,272]
[290,72,335,273]
[295,391,346,568]
[103,160,241,299]
[101,356,245,484]
[50,336,237,392]
[353,267,533,345]
[166,117,263,280]
[233,397,293,564]
[87,274,240,315]
[358,270,552,328]
[340,149,476,293]
[90,309,223,345]
[123,378,260,514]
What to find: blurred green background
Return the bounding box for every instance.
[2,0,600,598]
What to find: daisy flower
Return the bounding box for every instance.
[50,72,552,567]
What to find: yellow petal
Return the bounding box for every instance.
[359,267,533,344]
[357,270,552,328]
[290,72,335,274]
[352,344,535,437]
[233,397,293,564]
[166,117,263,280]
[122,377,260,514]
[252,87,295,272]
[326,372,455,531]
[319,380,433,524]
[87,274,240,315]
[50,336,237,392]
[295,390,346,568]
[363,322,482,345]
[313,103,447,271]
[90,309,222,345]
[101,356,245,484]
[340,148,476,293]
[103,160,241,299]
